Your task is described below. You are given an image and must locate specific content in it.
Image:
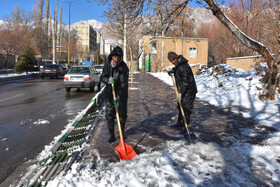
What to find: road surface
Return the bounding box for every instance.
[0,78,96,183]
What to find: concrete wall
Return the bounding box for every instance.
[226,55,263,71]
[141,35,208,72]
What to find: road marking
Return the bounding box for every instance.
[0,93,25,102]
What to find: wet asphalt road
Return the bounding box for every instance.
[0,77,96,183]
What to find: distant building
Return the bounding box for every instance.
[97,31,105,56]
[104,41,114,56]
[140,35,208,72]
[76,24,97,62]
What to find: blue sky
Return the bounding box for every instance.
[0,0,108,24]
[0,0,205,24]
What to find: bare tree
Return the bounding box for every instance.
[201,0,278,100]
[88,0,279,99]
[0,6,32,68]
[88,0,145,62]
[262,0,280,54]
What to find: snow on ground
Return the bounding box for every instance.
[0,72,38,78]
[154,64,280,130]
[33,119,50,125]
[44,64,280,186]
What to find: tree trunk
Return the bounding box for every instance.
[5,53,9,69]
[204,0,279,100]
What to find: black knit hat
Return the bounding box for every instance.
[168,51,179,62]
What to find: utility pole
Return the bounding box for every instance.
[123,13,127,63]
[63,0,77,65]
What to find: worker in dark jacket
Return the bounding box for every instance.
[100,46,129,144]
[167,51,197,135]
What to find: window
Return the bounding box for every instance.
[150,40,157,54]
[189,48,197,58]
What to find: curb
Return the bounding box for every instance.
[0,73,39,83]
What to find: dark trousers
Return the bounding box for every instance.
[105,99,127,138]
[177,93,196,127]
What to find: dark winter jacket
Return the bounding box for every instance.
[174,55,197,96]
[100,46,129,103]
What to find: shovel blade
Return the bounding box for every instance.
[115,138,137,160]
[184,133,198,143]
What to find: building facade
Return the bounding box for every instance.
[76,24,97,62]
[140,35,209,72]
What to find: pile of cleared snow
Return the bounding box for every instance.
[47,142,224,186]
[47,136,280,186]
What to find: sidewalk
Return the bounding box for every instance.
[84,72,274,164]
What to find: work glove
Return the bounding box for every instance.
[176,93,182,101]
[167,67,175,76]
[168,70,173,76]
[108,76,115,84]
[113,97,119,108]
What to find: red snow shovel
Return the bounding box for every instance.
[170,74,197,143]
[112,83,137,160]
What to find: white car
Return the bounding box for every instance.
[64,65,100,92]
[94,65,104,74]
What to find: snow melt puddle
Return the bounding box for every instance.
[33,119,50,125]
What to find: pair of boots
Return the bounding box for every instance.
[106,121,125,144]
[169,122,184,129]
[169,121,187,136]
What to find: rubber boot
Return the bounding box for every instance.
[177,127,187,137]
[106,121,115,144]
[169,113,184,129]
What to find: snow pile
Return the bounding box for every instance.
[47,139,280,186]
[48,142,225,186]
[0,73,30,78]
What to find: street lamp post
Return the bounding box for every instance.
[63,0,77,65]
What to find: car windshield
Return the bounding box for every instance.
[94,66,103,70]
[44,64,60,69]
[69,67,90,74]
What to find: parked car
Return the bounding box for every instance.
[64,65,100,92]
[40,64,67,79]
[94,64,104,74]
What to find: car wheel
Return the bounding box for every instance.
[66,88,71,92]
[90,82,95,92]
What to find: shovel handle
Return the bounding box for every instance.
[112,83,124,140]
